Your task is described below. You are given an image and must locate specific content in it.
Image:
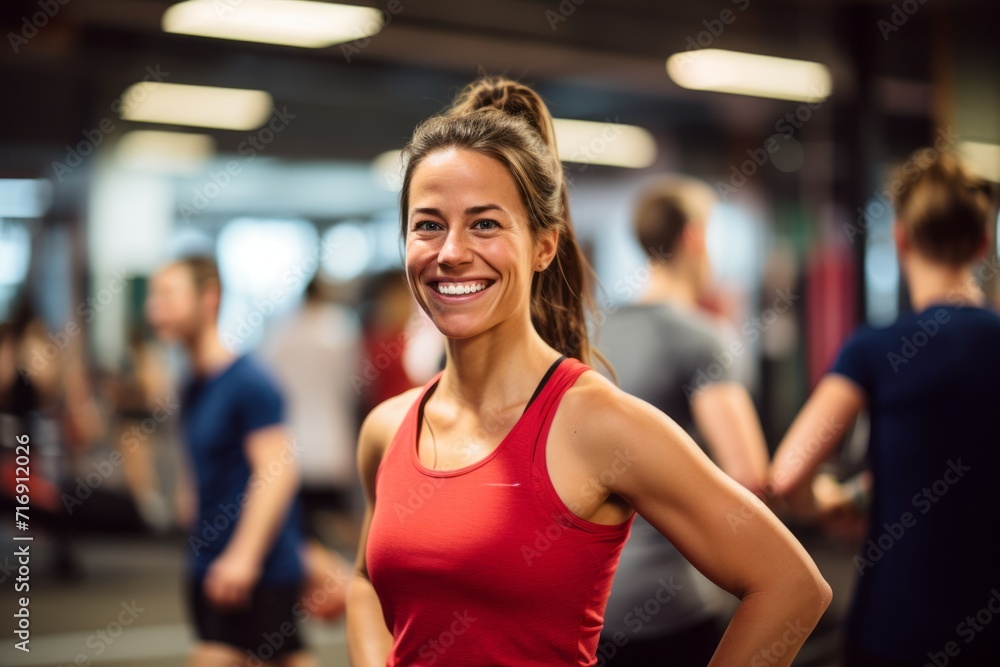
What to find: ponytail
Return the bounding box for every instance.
[400,76,608,369]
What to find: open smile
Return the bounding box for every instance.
[428,279,496,301]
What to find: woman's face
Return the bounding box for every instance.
[405,147,555,341]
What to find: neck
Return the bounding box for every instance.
[437,311,560,411]
[640,264,698,307]
[904,256,985,311]
[185,325,234,376]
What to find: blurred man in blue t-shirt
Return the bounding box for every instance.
[147,256,315,667]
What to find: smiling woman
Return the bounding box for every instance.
[398,78,600,363]
[345,76,832,667]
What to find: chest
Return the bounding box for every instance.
[182,383,244,465]
[372,432,584,591]
[414,405,521,471]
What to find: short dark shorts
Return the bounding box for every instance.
[186,576,306,660]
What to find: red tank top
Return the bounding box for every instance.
[366,356,634,666]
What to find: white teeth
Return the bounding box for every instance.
[436,281,489,295]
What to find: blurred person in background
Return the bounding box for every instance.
[346,75,830,667]
[1,298,102,577]
[146,256,316,667]
[356,270,421,415]
[770,150,1000,667]
[260,272,359,621]
[109,325,173,532]
[596,176,771,666]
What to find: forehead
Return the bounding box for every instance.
[151,264,193,289]
[409,148,523,211]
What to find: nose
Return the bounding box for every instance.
[437,227,473,267]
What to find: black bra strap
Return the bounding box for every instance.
[523,355,566,414]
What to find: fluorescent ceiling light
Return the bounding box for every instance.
[958,141,1000,183]
[116,130,215,174]
[119,82,273,130]
[163,0,384,48]
[667,49,831,103]
[553,118,657,168]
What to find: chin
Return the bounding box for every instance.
[428,314,491,341]
[151,325,182,343]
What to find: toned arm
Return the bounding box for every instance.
[770,374,865,497]
[554,374,831,666]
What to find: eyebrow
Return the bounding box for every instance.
[410,204,507,218]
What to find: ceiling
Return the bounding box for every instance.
[5,0,993,178]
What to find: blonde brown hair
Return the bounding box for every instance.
[893,150,996,266]
[399,76,602,365]
[173,255,221,294]
[633,176,717,262]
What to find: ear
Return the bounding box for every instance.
[893,220,909,257]
[202,279,222,316]
[972,231,992,262]
[681,221,706,255]
[534,226,559,272]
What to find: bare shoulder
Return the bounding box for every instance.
[556,369,695,465]
[357,387,424,485]
[560,369,659,436]
[557,371,652,454]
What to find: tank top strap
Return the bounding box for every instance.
[526,356,591,469]
[375,370,444,488]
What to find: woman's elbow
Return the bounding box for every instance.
[791,568,833,625]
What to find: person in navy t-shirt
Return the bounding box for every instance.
[771,150,1000,666]
[146,256,314,667]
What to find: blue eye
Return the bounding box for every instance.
[413,221,443,231]
[473,219,499,230]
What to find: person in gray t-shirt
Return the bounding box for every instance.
[596,176,770,666]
